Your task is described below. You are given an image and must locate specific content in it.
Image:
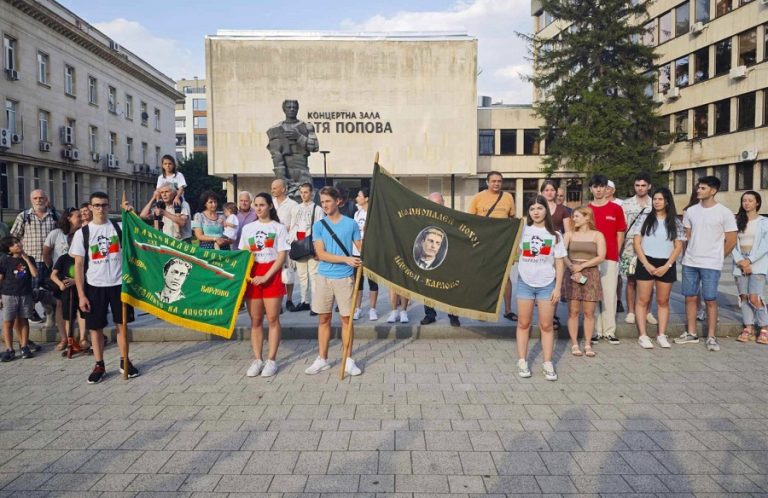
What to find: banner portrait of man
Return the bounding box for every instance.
[412,226,448,270]
[155,257,192,304]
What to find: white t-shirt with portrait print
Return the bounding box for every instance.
[238,220,290,265]
[517,225,567,288]
[69,221,122,287]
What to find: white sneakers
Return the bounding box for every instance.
[355,308,379,320]
[247,359,278,377]
[638,335,654,349]
[626,312,657,324]
[399,310,409,323]
[656,334,671,348]
[369,309,378,321]
[304,356,363,376]
[542,361,558,381]
[625,312,636,324]
[246,359,264,377]
[261,360,278,377]
[517,359,531,378]
[387,309,409,323]
[519,358,557,381]
[353,308,362,320]
[387,310,398,323]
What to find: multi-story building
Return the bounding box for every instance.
[533,0,768,209]
[174,77,207,160]
[1,0,182,217]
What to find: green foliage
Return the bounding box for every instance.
[520,0,667,192]
[178,153,224,213]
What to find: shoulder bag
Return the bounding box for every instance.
[288,205,318,261]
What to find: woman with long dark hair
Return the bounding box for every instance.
[239,192,288,377]
[631,187,685,349]
[515,195,566,381]
[732,190,768,344]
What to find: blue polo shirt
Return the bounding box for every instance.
[312,215,361,279]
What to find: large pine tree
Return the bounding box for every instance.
[522,0,667,192]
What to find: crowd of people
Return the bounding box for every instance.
[0,162,764,384]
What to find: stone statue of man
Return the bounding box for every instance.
[266,100,318,198]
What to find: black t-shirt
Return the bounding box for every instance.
[0,255,36,296]
[54,254,76,282]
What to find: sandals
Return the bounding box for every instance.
[758,329,768,345]
[736,327,754,343]
[571,344,583,356]
[54,340,67,351]
[583,342,596,357]
[504,312,518,322]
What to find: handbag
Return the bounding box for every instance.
[289,204,318,261]
[621,207,648,276]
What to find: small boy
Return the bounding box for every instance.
[0,236,38,361]
[222,202,239,243]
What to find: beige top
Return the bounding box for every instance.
[569,240,598,261]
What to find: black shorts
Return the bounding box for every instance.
[60,288,84,321]
[85,284,124,330]
[634,256,677,283]
[358,276,379,292]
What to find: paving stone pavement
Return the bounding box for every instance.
[2,335,768,497]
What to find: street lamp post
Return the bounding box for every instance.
[320,150,330,186]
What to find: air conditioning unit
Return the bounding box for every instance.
[62,149,72,159]
[39,141,51,152]
[91,152,100,162]
[5,68,19,81]
[0,128,10,148]
[109,40,121,53]
[10,133,21,144]
[60,126,74,145]
[133,164,142,174]
[107,154,118,169]
[690,22,705,35]
[740,149,757,161]
[729,65,748,79]
[71,149,80,161]
[665,87,680,100]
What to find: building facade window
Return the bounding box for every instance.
[154,108,161,130]
[675,56,689,87]
[738,29,757,66]
[674,170,687,194]
[714,165,729,191]
[0,163,7,209]
[737,92,756,130]
[675,111,689,141]
[5,99,17,134]
[140,101,148,125]
[109,132,117,155]
[108,86,117,112]
[715,0,731,17]
[176,117,186,128]
[66,118,76,145]
[39,110,49,142]
[48,170,54,206]
[695,0,710,22]
[659,11,673,43]
[193,134,208,147]
[176,134,186,146]
[643,20,657,46]
[659,64,671,93]
[17,169,25,210]
[126,137,133,162]
[37,51,49,84]
[523,129,541,155]
[693,105,708,138]
[88,126,97,153]
[714,99,730,134]
[478,129,494,155]
[155,146,161,167]
[192,98,207,111]
[125,94,133,119]
[500,130,516,155]
[3,35,17,70]
[762,162,768,189]
[64,65,75,95]
[88,76,97,104]
[736,162,754,190]
[694,47,709,83]
[675,2,690,37]
[141,142,148,164]
[193,116,207,128]
[61,172,67,209]
[692,167,708,191]
[715,38,731,75]
[33,167,40,189]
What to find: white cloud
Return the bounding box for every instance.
[93,18,202,80]
[341,0,534,104]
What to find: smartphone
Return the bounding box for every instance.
[578,275,588,285]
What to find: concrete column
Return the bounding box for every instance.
[515,177,524,216]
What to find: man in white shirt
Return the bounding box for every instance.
[675,176,737,351]
[289,182,323,312]
[138,183,191,241]
[272,178,299,310]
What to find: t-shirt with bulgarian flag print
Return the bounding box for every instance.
[517,224,567,288]
[238,219,290,265]
[69,221,123,287]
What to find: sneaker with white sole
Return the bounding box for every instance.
[387,310,398,323]
[345,357,362,376]
[706,336,720,352]
[399,310,409,323]
[260,360,278,377]
[607,335,620,345]
[369,309,378,321]
[517,359,531,378]
[646,313,658,325]
[638,335,654,349]
[656,334,671,348]
[542,361,557,381]
[352,308,362,320]
[625,312,636,324]
[675,332,699,344]
[246,359,264,377]
[696,309,706,321]
[305,356,330,375]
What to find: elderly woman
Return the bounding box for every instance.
[191,191,231,249]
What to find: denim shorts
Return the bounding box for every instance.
[516,278,556,301]
[736,273,766,296]
[1,294,34,321]
[681,265,721,301]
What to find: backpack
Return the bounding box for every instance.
[24,208,58,225]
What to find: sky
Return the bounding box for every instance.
[59,0,534,104]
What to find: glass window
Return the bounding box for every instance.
[523,129,541,155]
[66,118,76,145]
[478,129,494,155]
[0,164,7,209]
[125,95,133,119]
[740,0,753,5]
[643,71,654,98]
[643,20,657,46]
[695,0,710,22]
[37,52,49,84]
[676,2,690,36]
[88,76,97,104]
[176,117,186,128]
[674,171,687,194]
[3,36,16,70]
[140,102,148,125]
[659,64,671,93]
[765,89,768,126]
[500,130,516,155]
[736,163,753,190]
[693,105,708,138]
[675,111,689,141]
[715,38,731,76]
[126,137,133,163]
[193,116,207,128]
[64,65,75,95]
[714,165,729,191]
[659,11,673,43]
[61,172,67,209]
[5,99,17,134]
[154,108,161,130]
[176,134,186,146]
[714,99,730,134]
[737,92,756,130]
[33,167,40,190]
[141,142,148,163]
[762,162,768,189]
[38,110,49,142]
[694,47,709,83]
[192,98,207,111]
[193,134,207,147]
[17,169,25,210]
[155,146,161,167]
[108,86,117,112]
[692,167,708,192]
[715,0,731,17]
[88,126,97,153]
[738,29,757,66]
[109,132,117,155]
[675,56,689,87]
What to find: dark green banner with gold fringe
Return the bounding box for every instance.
[120,210,253,338]
[362,165,521,321]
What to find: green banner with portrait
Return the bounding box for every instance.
[362,165,522,321]
[120,210,253,338]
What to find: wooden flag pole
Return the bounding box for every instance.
[339,264,364,381]
[121,191,129,380]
